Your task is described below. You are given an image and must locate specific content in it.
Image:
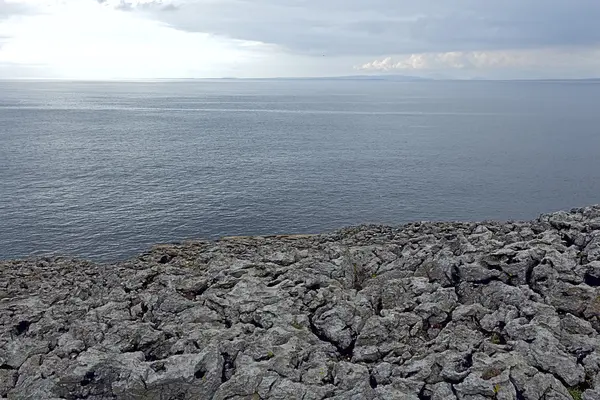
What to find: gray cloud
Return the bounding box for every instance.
[2,0,599,79]
[96,0,179,12]
[0,0,31,20]
[120,0,600,56]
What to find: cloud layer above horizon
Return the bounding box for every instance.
[1,0,600,78]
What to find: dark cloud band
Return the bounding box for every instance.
[126,0,600,56]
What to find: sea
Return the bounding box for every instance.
[1,79,599,261]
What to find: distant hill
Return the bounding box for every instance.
[218,75,600,82]
[219,75,430,82]
[302,74,430,81]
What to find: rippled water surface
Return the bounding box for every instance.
[1,79,600,261]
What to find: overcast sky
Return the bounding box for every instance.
[1,0,599,79]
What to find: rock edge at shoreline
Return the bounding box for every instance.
[2,206,600,399]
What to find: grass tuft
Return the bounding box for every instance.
[568,387,583,400]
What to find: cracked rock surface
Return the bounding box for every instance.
[3,206,600,399]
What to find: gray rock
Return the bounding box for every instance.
[2,206,600,399]
[0,369,17,397]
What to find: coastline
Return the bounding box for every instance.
[1,206,600,399]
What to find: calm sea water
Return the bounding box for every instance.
[1,79,599,261]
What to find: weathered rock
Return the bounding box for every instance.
[2,206,600,399]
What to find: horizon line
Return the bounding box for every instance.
[1,75,599,82]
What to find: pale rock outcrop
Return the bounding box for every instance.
[2,206,600,399]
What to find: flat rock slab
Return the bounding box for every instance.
[2,206,600,399]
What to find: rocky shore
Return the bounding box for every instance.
[2,206,600,399]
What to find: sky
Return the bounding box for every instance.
[1,0,600,79]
